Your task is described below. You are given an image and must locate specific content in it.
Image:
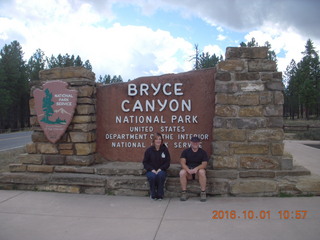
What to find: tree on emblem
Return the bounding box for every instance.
[41,88,54,124]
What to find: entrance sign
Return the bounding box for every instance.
[97,69,215,163]
[33,81,78,143]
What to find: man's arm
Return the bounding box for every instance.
[180,158,190,172]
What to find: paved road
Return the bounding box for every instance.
[0,131,32,152]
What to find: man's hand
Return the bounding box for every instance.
[187,168,197,175]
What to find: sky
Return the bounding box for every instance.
[0,0,320,81]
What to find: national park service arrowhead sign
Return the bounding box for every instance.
[34,81,78,143]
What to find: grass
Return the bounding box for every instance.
[284,119,320,140]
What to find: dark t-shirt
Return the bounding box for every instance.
[180,147,208,168]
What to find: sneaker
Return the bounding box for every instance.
[200,191,206,202]
[150,195,157,200]
[180,191,187,201]
[158,197,163,201]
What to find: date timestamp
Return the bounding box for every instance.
[212,210,308,220]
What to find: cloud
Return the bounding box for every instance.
[161,0,320,41]
[0,0,194,80]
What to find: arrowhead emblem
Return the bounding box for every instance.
[33,81,78,143]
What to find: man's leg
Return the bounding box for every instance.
[198,169,207,191]
[198,169,207,202]
[179,169,188,191]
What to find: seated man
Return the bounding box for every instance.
[179,136,208,202]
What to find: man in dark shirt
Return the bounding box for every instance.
[179,136,208,202]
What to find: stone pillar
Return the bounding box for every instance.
[213,47,287,171]
[15,67,97,173]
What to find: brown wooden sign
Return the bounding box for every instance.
[96,68,215,163]
[33,81,78,143]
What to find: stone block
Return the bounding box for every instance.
[37,143,59,154]
[75,143,96,155]
[275,166,310,177]
[0,172,50,184]
[59,143,73,150]
[271,143,284,156]
[248,60,277,72]
[213,156,238,169]
[32,131,48,142]
[247,129,284,142]
[106,176,149,190]
[237,93,260,106]
[212,142,231,156]
[236,118,266,129]
[240,156,279,169]
[226,47,268,60]
[83,187,105,195]
[25,143,37,154]
[239,106,263,117]
[76,105,95,115]
[207,179,230,195]
[274,91,284,104]
[264,105,283,116]
[69,132,96,143]
[60,150,74,155]
[66,154,95,166]
[215,82,239,93]
[73,123,97,132]
[239,170,275,178]
[27,165,54,173]
[77,97,96,104]
[215,105,238,117]
[280,156,293,170]
[218,60,246,72]
[267,117,284,128]
[37,185,81,194]
[9,164,27,172]
[39,66,95,81]
[76,85,95,97]
[54,166,95,174]
[72,115,93,124]
[230,179,277,195]
[18,153,42,164]
[50,173,105,186]
[215,72,231,81]
[295,175,320,193]
[239,82,265,92]
[260,72,282,81]
[234,72,260,81]
[43,154,65,165]
[29,116,38,126]
[266,81,284,91]
[231,143,269,155]
[95,162,144,176]
[259,92,273,105]
[213,129,246,141]
[207,170,238,179]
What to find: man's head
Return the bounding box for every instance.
[190,136,201,150]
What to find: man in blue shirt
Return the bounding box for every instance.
[179,136,208,202]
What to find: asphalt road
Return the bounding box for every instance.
[0,131,32,152]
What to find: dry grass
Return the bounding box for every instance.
[0,148,24,173]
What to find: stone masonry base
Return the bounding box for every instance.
[1,162,319,197]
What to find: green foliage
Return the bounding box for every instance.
[284,39,320,119]
[98,74,123,84]
[191,44,223,70]
[0,40,29,130]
